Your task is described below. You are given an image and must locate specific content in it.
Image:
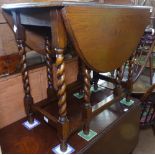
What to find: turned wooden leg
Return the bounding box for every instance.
[45,37,56,98]
[93,71,99,91]
[55,48,69,152]
[114,68,122,96]
[77,58,84,95]
[126,57,133,101]
[17,40,34,124]
[83,64,92,135]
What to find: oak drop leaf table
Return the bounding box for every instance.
[2,1,151,152]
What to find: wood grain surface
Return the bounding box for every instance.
[63,6,150,72]
[101,0,134,4]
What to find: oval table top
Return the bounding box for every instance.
[2,2,151,72]
[1,1,152,10]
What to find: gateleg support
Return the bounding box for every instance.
[55,47,70,152]
[78,64,97,141]
[114,68,122,97]
[50,8,72,152]
[12,10,35,125]
[17,39,35,125]
[45,37,57,99]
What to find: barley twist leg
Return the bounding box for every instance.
[45,38,53,89]
[93,71,99,91]
[55,48,69,152]
[45,38,56,98]
[17,40,34,124]
[114,68,122,96]
[83,64,92,135]
[126,57,134,101]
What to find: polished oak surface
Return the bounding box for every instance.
[2,2,151,72]
[63,6,150,72]
[1,2,151,9]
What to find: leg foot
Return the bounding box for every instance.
[22,118,40,130]
[60,141,67,152]
[120,97,134,106]
[52,144,75,154]
[78,129,97,141]
[24,96,34,124]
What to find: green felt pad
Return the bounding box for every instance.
[73,85,104,99]
[120,98,134,106]
[78,129,97,141]
[73,92,84,99]
[143,111,148,116]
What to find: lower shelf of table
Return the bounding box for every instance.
[32,87,123,134]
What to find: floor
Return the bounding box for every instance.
[1,129,155,154]
[132,67,155,154]
[133,128,155,154]
[99,69,155,154]
[1,69,155,154]
[0,100,140,154]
